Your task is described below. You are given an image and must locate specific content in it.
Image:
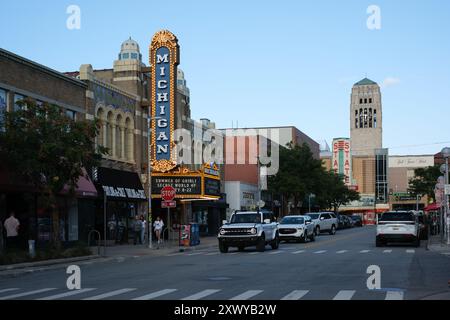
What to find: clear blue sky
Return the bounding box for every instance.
[1,0,449,155]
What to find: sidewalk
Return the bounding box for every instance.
[0,236,219,278]
[427,234,450,256]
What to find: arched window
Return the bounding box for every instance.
[125,117,134,161]
[116,114,123,159]
[364,108,368,128]
[374,109,377,128]
[96,108,105,147]
[355,110,358,128]
[106,111,114,155]
[369,108,372,128]
[359,108,363,128]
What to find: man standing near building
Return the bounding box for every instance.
[133,215,142,245]
[4,211,20,251]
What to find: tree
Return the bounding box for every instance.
[316,171,360,213]
[0,100,107,247]
[408,165,445,201]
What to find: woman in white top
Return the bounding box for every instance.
[153,216,164,245]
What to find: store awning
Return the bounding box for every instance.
[96,167,146,201]
[62,169,98,198]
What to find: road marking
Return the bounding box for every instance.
[0,288,56,300]
[336,250,348,254]
[292,250,305,254]
[205,252,219,256]
[383,250,392,253]
[281,290,309,300]
[360,250,370,253]
[230,290,263,300]
[268,251,282,255]
[333,290,356,300]
[83,288,136,300]
[167,253,184,256]
[406,249,415,254]
[229,252,239,255]
[314,250,327,254]
[38,288,97,300]
[249,252,259,255]
[385,291,404,300]
[181,289,221,300]
[0,288,19,294]
[187,252,203,256]
[132,289,177,300]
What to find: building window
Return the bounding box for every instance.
[359,98,363,104]
[122,53,129,59]
[14,94,25,111]
[369,108,372,128]
[131,53,138,59]
[369,98,372,104]
[0,89,6,130]
[364,98,367,104]
[364,108,368,128]
[374,109,377,128]
[355,110,358,128]
[65,109,76,120]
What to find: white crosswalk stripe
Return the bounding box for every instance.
[314,250,327,254]
[385,291,404,300]
[132,289,178,300]
[406,249,415,254]
[205,252,219,256]
[333,290,356,300]
[0,288,56,300]
[187,252,203,256]
[83,288,136,300]
[230,290,263,300]
[268,251,282,255]
[0,288,19,294]
[167,253,184,257]
[281,290,309,300]
[292,250,305,254]
[383,250,392,253]
[229,252,239,255]
[336,250,348,254]
[181,289,221,300]
[37,288,97,300]
[360,250,370,253]
[249,252,259,255]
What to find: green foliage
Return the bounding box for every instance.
[408,165,445,201]
[0,99,107,245]
[268,142,360,213]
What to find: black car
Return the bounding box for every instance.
[351,215,363,227]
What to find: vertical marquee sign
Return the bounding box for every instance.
[150,30,180,172]
[332,138,352,186]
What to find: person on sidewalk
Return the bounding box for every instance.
[133,215,142,245]
[140,215,146,244]
[4,211,20,251]
[153,216,164,248]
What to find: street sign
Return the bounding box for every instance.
[161,185,176,201]
[162,200,176,208]
[445,184,450,195]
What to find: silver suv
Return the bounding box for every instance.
[305,212,338,236]
[218,211,279,253]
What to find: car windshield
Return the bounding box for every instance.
[280,217,304,225]
[230,213,261,224]
[379,212,415,222]
[307,214,319,220]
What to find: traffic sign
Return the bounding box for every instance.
[162,200,176,208]
[161,185,176,201]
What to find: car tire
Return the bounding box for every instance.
[376,238,383,247]
[315,226,320,236]
[300,231,307,243]
[329,225,336,235]
[310,231,316,242]
[219,242,229,253]
[256,234,266,252]
[270,233,280,250]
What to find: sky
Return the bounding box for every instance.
[1,0,449,155]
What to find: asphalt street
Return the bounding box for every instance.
[1,226,449,300]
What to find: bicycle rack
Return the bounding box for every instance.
[87,230,101,256]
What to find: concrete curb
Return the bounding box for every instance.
[0,255,101,272]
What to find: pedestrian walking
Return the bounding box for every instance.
[140,215,146,244]
[133,215,142,245]
[4,211,20,251]
[153,216,164,248]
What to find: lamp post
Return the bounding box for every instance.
[441,147,450,245]
[147,114,161,249]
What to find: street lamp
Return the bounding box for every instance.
[147,114,161,249]
[441,147,450,245]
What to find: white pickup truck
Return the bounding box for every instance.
[217,211,279,253]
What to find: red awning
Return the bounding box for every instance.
[424,203,440,212]
[61,169,98,198]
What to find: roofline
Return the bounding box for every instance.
[0,48,87,88]
[220,125,296,130]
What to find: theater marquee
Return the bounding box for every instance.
[150,30,180,173]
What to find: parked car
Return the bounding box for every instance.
[376,211,420,247]
[351,215,363,227]
[218,210,279,253]
[278,215,315,243]
[344,215,354,228]
[306,212,338,236]
[337,215,346,230]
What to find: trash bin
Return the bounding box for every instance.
[189,223,200,247]
[28,240,36,258]
[179,225,191,250]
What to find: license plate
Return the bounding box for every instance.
[392,227,399,231]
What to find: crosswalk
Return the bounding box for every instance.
[164,248,416,257]
[0,287,406,300]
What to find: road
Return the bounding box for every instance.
[1,226,449,300]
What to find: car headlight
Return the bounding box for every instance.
[250,228,257,235]
[219,229,226,235]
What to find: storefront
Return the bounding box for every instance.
[94,167,146,245]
